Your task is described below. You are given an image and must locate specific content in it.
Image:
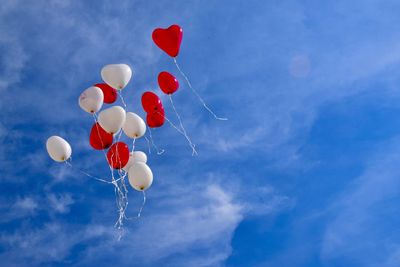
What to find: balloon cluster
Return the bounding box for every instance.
[46,24,226,229]
[81,64,153,192]
[47,63,153,230]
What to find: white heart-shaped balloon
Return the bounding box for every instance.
[78,86,104,114]
[128,162,153,191]
[122,112,146,139]
[122,151,148,172]
[101,64,132,90]
[46,136,72,162]
[98,106,126,134]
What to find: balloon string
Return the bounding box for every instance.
[118,169,130,220]
[147,127,165,155]
[64,159,114,184]
[93,113,129,231]
[137,190,146,218]
[131,138,136,153]
[144,136,152,154]
[156,111,198,156]
[93,107,145,233]
[173,57,227,121]
[117,86,131,220]
[162,115,185,135]
[114,127,130,230]
[118,91,128,111]
[168,95,197,156]
[123,189,146,220]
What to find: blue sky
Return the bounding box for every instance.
[2,0,400,266]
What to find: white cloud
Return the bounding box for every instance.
[0,196,39,223]
[0,179,289,267]
[241,186,294,217]
[0,36,28,92]
[87,179,290,267]
[47,193,75,214]
[0,192,75,223]
[0,222,108,267]
[14,197,38,211]
[214,126,266,153]
[75,183,243,267]
[321,136,400,266]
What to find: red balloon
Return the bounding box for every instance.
[152,25,183,58]
[95,83,118,104]
[158,71,179,95]
[89,122,113,150]
[147,108,165,128]
[107,142,130,169]
[141,91,163,113]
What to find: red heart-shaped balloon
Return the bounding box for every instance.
[152,25,183,58]
[146,108,165,128]
[158,71,179,95]
[141,91,163,113]
[89,122,113,150]
[94,83,117,104]
[107,142,130,169]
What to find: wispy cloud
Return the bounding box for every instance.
[321,136,400,266]
[76,182,288,267]
[0,36,28,92]
[0,192,75,224]
[0,179,288,266]
[0,196,38,223]
[0,222,109,266]
[47,193,75,214]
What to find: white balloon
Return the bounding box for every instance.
[131,151,147,164]
[46,136,72,162]
[128,162,153,191]
[98,106,126,134]
[122,112,146,139]
[101,64,132,90]
[78,86,104,114]
[122,151,147,172]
